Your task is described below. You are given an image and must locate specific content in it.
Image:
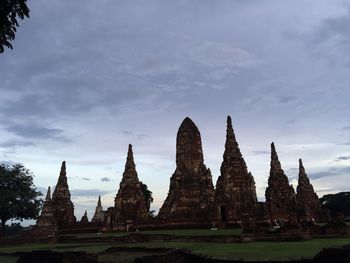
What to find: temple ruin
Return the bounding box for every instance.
[33,115,338,237]
[296,159,322,223]
[214,116,258,226]
[113,144,150,230]
[51,161,76,228]
[158,117,215,227]
[265,143,297,225]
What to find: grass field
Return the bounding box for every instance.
[0,237,350,261]
[67,228,242,239]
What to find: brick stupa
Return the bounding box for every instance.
[52,161,76,228]
[35,186,58,235]
[296,159,321,222]
[215,116,257,225]
[158,117,215,227]
[265,143,296,224]
[114,144,149,229]
[92,195,105,224]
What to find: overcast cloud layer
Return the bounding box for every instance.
[1,0,350,220]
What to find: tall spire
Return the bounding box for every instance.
[45,186,51,201]
[298,158,311,186]
[122,144,138,181]
[299,158,306,178]
[52,161,76,227]
[57,161,68,186]
[223,115,240,159]
[266,142,297,222]
[226,115,237,142]
[92,195,104,223]
[270,142,282,171]
[215,115,257,223]
[97,195,101,207]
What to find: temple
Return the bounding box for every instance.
[33,186,58,236]
[296,159,322,223]
[112,144,150,230]
[158,117,215,227]
[32,115,339,238]
[265,143,297,225]
[214,116,257,226]
[92,195,105,224]
[51,161,76,228]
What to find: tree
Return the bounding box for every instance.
[0,163,42,236]
[320,192,350,217]
[140,182,153,213]
[0,0,30,53]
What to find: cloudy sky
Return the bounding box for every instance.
[1,0,350,221]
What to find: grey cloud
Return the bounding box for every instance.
[4,123,70,142]
[0,140,36,148]
[310,166,350,180]
[335,156,350,162]
[342,126,350,130]
[306,6,350,66]
[81,177,90,181]
[71,189,113,197]
[277,95,299,104]
[121,131,150,141]
[101,177,111,182]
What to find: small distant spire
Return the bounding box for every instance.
[84,210,87,217]
[45,186,51,200]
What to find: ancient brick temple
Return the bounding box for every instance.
[79,211,89,225]
[214,116,257,226]
[265,143,297,224]
[113,144,150,230]
[92,195,105,224]
[296,159,321,222]
[52,161,76,228]
[158,117,215,227]
[34,186,58,235]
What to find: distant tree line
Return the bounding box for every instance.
[320,192,350,217]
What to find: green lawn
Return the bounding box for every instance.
[65,228,242,239]
[0,238,349,261]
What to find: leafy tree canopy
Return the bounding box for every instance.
[0,163,42,236]
[320,192,350,217]
[140,182,153,213]
[0,0,30,53]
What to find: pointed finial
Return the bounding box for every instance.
[97,195,101,206]
[61,161,66,170]
[299,158,307,178]
[45,186,51,200]
[271,142,276,155]
[227,115,232,126]
[270,142,282,170]
[84,210,87,216]
[60,161,66,177]
[127,144,135,165]
[299,158,304,169]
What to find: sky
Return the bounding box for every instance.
[1,0,350,222]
